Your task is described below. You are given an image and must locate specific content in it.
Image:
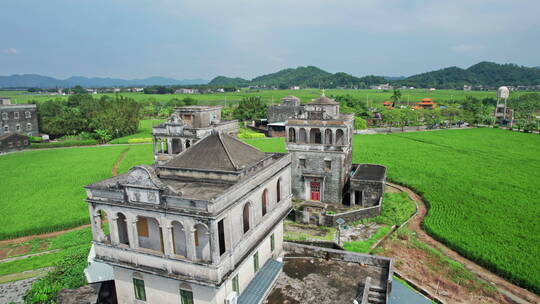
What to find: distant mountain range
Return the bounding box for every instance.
[0,74,208,88]
[209,66,387,88]
[210,62,540,89]
[2,62,539,89]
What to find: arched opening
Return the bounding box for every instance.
[172,221,187,257]
[172,138,181,154]
[243,203,251,234]
[276,179,282,203]
[194,224,210,262]
[288,128,296,143]
[310,128,322,144]
[96,210,110,243]
[116,212,129,246]
[325,129,333,144]
[261,189,268,216]
[137,216,163,253]
[298,128,307,144]
[185,140,191,148]
[336,129,344,145]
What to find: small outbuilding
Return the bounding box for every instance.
[0,133,30,153]
[349,164,387,207]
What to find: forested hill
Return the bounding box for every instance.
[209,66,386,88]
[398,62,540,88]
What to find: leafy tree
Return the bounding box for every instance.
[382,109,400,132]
[233,96,267,121]
[390,89,402,107]
[95,129,112,143]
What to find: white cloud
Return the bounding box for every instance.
[3,48,20,55]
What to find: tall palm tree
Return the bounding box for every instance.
[390,89,402,107]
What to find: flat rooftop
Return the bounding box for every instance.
[265,243,392,304]
[352,164,387,181]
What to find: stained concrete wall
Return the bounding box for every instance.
[0,104,39,137]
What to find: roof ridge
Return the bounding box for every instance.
[218,133,240,170]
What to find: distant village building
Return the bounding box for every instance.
[291,86,300,90]
[0,133,30,153]
[152,106,237,164]
[382,101,393,109]
[370,83,393,90]
[85,133,292,304]
[175,88,198,94]
[413,98,437,110]
[494,86,513,125]
[0,98,39,137]
[463,85,472,91]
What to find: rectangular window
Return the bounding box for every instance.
[232,275,239,294]
[3,125,8,132]
[253,251,260,273]
[133,278,146,301]
[25,111,31,118]
[299,159,306,168]
[270,233,275,252]
[1,112,7,120]
[218,219,226,255]
[180,289,194,304]
[137,217,149,237]
[26,123,32,131]
[325,160,331,171]
[15,124,20,131]
[14,112,19,119]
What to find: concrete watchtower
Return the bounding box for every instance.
[285,93,354,204]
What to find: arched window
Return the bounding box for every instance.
[310,128,322,144]
[276,179,281,203]
[194,224,210,262]
[288,128,296,143]
[96,209,110,243]
[172,221,187,257]
[325,129,333,144]
[116,212,129,246]
[186,140,191,148]
[299,128,307,143]
[136,216,163,253]
[261,189,268,216]
[336,129,344,145]
[243,203,251,233]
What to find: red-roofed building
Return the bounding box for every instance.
[416,98,437,109]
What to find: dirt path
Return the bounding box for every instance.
[111,147,131,176]
[0,225,90,246]
[386,182,540,304]
[0,249,60,264]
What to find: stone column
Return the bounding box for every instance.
[160,140,164,154]
[186,226,197,261]
[109,214,119,245]
[152,137,157,155]
[161,222,173,257]
[88,205,100,241]
[350,191,355,206]
[127,216,139,249]
[210,221,220,265]
[167,138,172,154]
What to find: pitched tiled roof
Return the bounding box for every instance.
[308,95,338,105]
[163,132,267,171]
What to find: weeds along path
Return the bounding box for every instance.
[112,147,131,176]
[385,182,540,304]
[0,225,91,247]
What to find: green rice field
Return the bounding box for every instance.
[2,88,534,106]
[246,128,540,293]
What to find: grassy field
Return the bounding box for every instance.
[245,129,540,293]
[0,145,151,240]
[2,88,533,106]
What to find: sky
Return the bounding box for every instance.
[1,0,539,80]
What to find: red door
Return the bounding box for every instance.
[310,181,320,201]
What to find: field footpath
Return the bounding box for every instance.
[0,224,90,246]
[385,181,540,304]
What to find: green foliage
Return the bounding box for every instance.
[37,94,142,139]
[28,136,43,143]
[237,127,266,139]
[233,96,267,120]
[241,138,287,153]
[373,192,416,226]
[94,129,112,144]
[354,117,367,130]
[24,244,90,304]
[343,225,392,253]
[127,138,153,143]
[108,119,164,144]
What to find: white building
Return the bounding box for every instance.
[85,133,292,304]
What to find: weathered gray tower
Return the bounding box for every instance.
[285,94,354,204]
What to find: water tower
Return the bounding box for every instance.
[495,86,510,123]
